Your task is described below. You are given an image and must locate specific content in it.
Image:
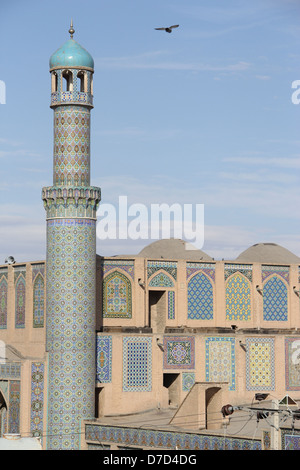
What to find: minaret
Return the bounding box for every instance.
[42,22,101,450]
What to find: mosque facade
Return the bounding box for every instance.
[0,28,300,450]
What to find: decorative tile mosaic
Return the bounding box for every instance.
[0,364,21,379]
[262,265,289,283]
[205,337,235,391]
[149,272,174,288]
[163,336,195,369]
[281,429,300,450]
[224,264,252,282]
[53,105,91,187]
[85,424,262,450]
[30,362,44,441]
[101,260,134,280]
[226,272,251,321]
[0,406,7,436]
[8,380,20,434]
[186,262,215,282]
[96,335,112,383]
[46,218,96,450]
[285,337,300,390]
[103,271,132,318]
[182,372,195,391]
[167,291,175,320]
[122,337,152,392]
[0,269,8,329]
[262,430,271,450]
[263,275,288,321]
[147,261,177,281]
[14,267,26,329]
[246,337,275,390]
[32,264,45,328]
[187,272,213,320]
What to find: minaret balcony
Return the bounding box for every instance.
[51,91,93,108]
[42,185,101,219]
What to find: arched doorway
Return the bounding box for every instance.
[206,386,222,430]
[0,388,7,436]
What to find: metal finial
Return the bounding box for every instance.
[69,19,75,39]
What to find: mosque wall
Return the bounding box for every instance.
[0,257,299,442]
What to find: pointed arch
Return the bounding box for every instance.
[187,271,214,320]
[226,272,251,321]
[15,274,26,328]
[62,69,73,92]
[33,273,45,328]
[0,385,8,437]
[0,276,8,329]
[149,271,174,288]
[263,274,288,321]
[103,270,132,318]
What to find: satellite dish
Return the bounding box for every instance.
[5,256,15,265]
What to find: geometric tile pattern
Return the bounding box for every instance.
[0,269,8,329]
[246,337,275,390]
[224,264,252,282]
[149,272,174,287]
[101,260,134,280]
[263,275,288,321]
[85,423,262,450]
[0,364,21,379]
[182,372,195,391]
[262,265,289,284]
[147,261,177,281]
[285,337,300,391]
[32,268,45,328]
[163,336,195,369]
[8,380,20,434]
[53,105,91,187]
[281,429,300,450]
[46,218,96,450]
[262,430,271,451]
[187,272,213,320]
[167,291,175,320]
[226,273,251,321]
[186,262,215,282]
[96,335,112,383]
[103,271,132,318]
[14,268,26,329]
[30,362,44,442]
[122,337,152,392]
[0,405,8,436]
[205,337,235,390]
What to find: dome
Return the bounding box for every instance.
[236,243,300,264]
[138,238,213,261]
[49,38,94,70]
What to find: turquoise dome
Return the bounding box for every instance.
[49,38,94,70]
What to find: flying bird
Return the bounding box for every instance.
[155,24,179,33]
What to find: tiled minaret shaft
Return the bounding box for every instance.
[42,23,101,450]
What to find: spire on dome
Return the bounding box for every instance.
[69,19,75,39]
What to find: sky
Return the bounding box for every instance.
[0,0,299,262]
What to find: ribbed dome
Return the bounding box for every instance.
[236,243,300,264]
[138,239,213,261]
[49,38,94,70]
